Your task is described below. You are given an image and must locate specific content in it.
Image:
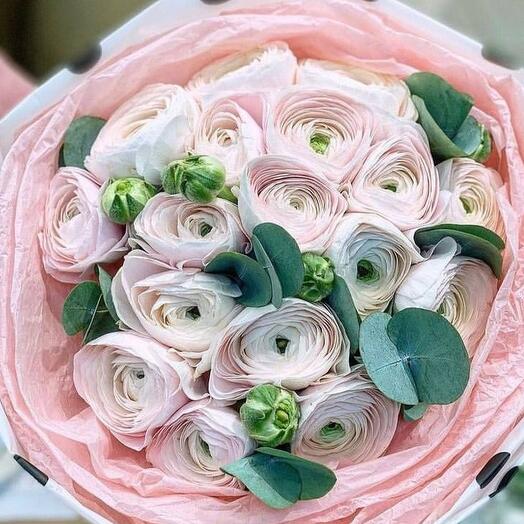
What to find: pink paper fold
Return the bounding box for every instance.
[1,1,524,523]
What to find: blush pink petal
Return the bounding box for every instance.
[39,166,128,283]
[0,1,523,523]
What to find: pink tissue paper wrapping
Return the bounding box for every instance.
[1,1,524,523]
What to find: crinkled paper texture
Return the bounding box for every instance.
[0,1,523,523]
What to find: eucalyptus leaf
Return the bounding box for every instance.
[325,275,360,354]
[97,265,119,322]
[406,72,473,138]
[407,72,491,162]
[222,452,301,509]
[62,116,106,169]
[403,403,428,422]
[256,448,337,500]
[360,308,470,405]
[414,223,504,277]
[252,223,304,299]
[205,252,272,307]
[62,281,103,336]
[252,235,283,308]
[83,300,119,344]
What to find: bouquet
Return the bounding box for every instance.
[1,2,523,523]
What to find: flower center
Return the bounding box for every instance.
[199,222,213,237]
[460,196,473,214]
[309,132,330,155]
[357,260,379,283]
[185,306,201,320]
[381,182,398,192]
[199,436,211,457]
[275,337,289,354]
[320,422,345,443]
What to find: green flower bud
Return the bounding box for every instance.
[101,177,157,224]
[240,384,300,448]
[161,155,226,203]
[297,252,335,302]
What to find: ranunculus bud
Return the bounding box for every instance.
[297,253,335,303]
[101,177,157,224]
[240,384,300,448]
[162,155,226,203]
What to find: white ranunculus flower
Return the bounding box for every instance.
[326,213,422,317]
[194,97,264,186]
[146,399,255,488]
[238,155,348,252]
[73,331,205,451]
[345,122,440,230]
[112,251,243,372]
[292,368,399,467]
[394,237,498,351]
[264,86,380,183]
[130,193,248,268]
[208,299,351,401]
[297,59,417,120]
[435,158,505,238]
[187,41,297,96]
[85,84,200,184]
[40,167,128,283]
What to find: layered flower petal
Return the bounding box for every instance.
[346,122,440,230]
[292,369,399,467]
[326,213,422,317]
[73,331,205,451]
[194,97,264,186]
[394,237,498,351]
[130,193,248,268]
[208,298,351,401]
[297,59,417,120]
[39,167,128,283]
[238,155,348,251]
[264,87,380,183]
[112,251,242,372]
[86,84,200,184]
[146,399,255,488]
[435,158,505,238]
[187,42,297,96]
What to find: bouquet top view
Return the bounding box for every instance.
[1,1,523,523]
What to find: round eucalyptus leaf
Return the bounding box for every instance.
[414,223,504,277]
[403,403,428,422]
[252,235,283,308]
[205,252,272,307]
[221,452,301,509]
[325,275,360,354]
[252,223,304,299]
[62,116,106,169]
[360,308,470,405]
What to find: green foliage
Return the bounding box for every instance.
[360,308,470,405]
[62,116,106,169]
[414,223,505,277]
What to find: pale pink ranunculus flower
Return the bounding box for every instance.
[130,193,248,268]
[297,59,417,120]
[112,251,243,373]
[345,121,440,231]
[194,97,264,186]
[208,298,351,401]
[435,158,505,238]
[264,86,380,184]
[238,155,348,252]
[73,331,206,451]
[187,41,297,97]
[394,237,498,352]
[146,398,255,488]
[292,367,399,468]
[326,213,422,318]
[39,167,128,283]
[85,84,200,185]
